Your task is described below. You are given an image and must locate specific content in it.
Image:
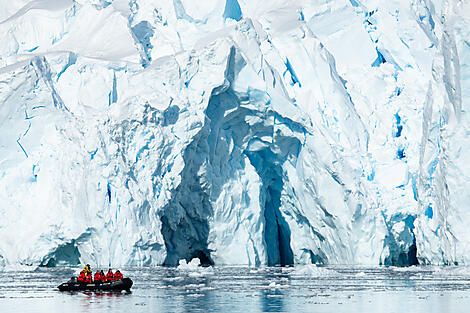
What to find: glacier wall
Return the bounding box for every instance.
[0,0,469,267]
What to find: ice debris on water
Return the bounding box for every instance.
[177,258,202,270]
[291,265,337,277]
[177,258,213,276]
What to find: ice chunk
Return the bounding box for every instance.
[177,258,201,270]
[291,265,336,277]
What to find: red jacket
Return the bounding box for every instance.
[100,272,106,282]
[84,272,92,283]
[94,272,101,282]
[106,271,114,281]
[78,271,85,282]
[114,271,123,280]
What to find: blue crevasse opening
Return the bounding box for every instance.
[418,11,435,30]
[107,183,111,204]
[372,49,386,67]
[383,214,419,266]
[90,148,98,160]
[397,147,406,159]
[394,113,403,137]
[349,0,360,7]
[428,158,438,176]
[39,240,81,267]
[108,73,118,105]
[131,21,154,68]
[245,148,295,267]
[429,15,435,29]
[404,215,418,266]
[112,73,118,103]
[32,164,39,182]
[26,46,39,52]
[411,174,418,201]
[223,0,242,21]
[404,215,415,230]
[283,58,301,87]
[94,0,111,9]
[17,139,28,158]
[425,204,433,219]
[163,105,180,126]
[57,52,77,81]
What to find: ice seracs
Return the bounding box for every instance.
[0,0,468,268]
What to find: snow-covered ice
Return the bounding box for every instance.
[0,0,469,268]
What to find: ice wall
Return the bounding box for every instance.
[0,0,468,267]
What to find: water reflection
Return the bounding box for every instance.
[78,290,129,311]
[261,288,285,312]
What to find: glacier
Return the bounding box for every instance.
[0,0,469,268]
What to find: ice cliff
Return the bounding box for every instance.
[0,0,469,267]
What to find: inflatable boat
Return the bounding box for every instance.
[58,277,133,292]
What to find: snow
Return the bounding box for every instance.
[0,0,469,268]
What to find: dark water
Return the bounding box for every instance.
[1,265,470,312]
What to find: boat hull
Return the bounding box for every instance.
[58,278,133,292]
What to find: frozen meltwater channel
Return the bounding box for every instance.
[2,266,470,313]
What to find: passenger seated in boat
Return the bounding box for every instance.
[84,271,92,283]
[114,270,123,280]
[106,269,114,281]
[77,264,91,282]
[100,270,106,282]
[94,271,102,283]
[77,270,85,282]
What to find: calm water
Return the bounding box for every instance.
[1,265,470,312]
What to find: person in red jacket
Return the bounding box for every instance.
[94,271,102,283]
[106,269,114,281]
[78,264,92,283]
[84,271,92,283]
[114,270,123,280]
[100,270,106,282]
[77,270,86,282]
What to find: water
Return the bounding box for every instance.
[1,265,470,312]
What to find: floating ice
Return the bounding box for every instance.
[177,258,214,277]
[177,258,202,270]
[291,265,337,277]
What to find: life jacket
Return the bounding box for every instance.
[106,271,114,281]
[78,271,85,282]
[114,271,123,280]
[94,272,101,282]
[84,272,92,283]
[100,272,106,282]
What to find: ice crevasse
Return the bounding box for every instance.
[0,0,469,268]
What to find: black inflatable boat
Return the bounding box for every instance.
[58,278,133,292]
